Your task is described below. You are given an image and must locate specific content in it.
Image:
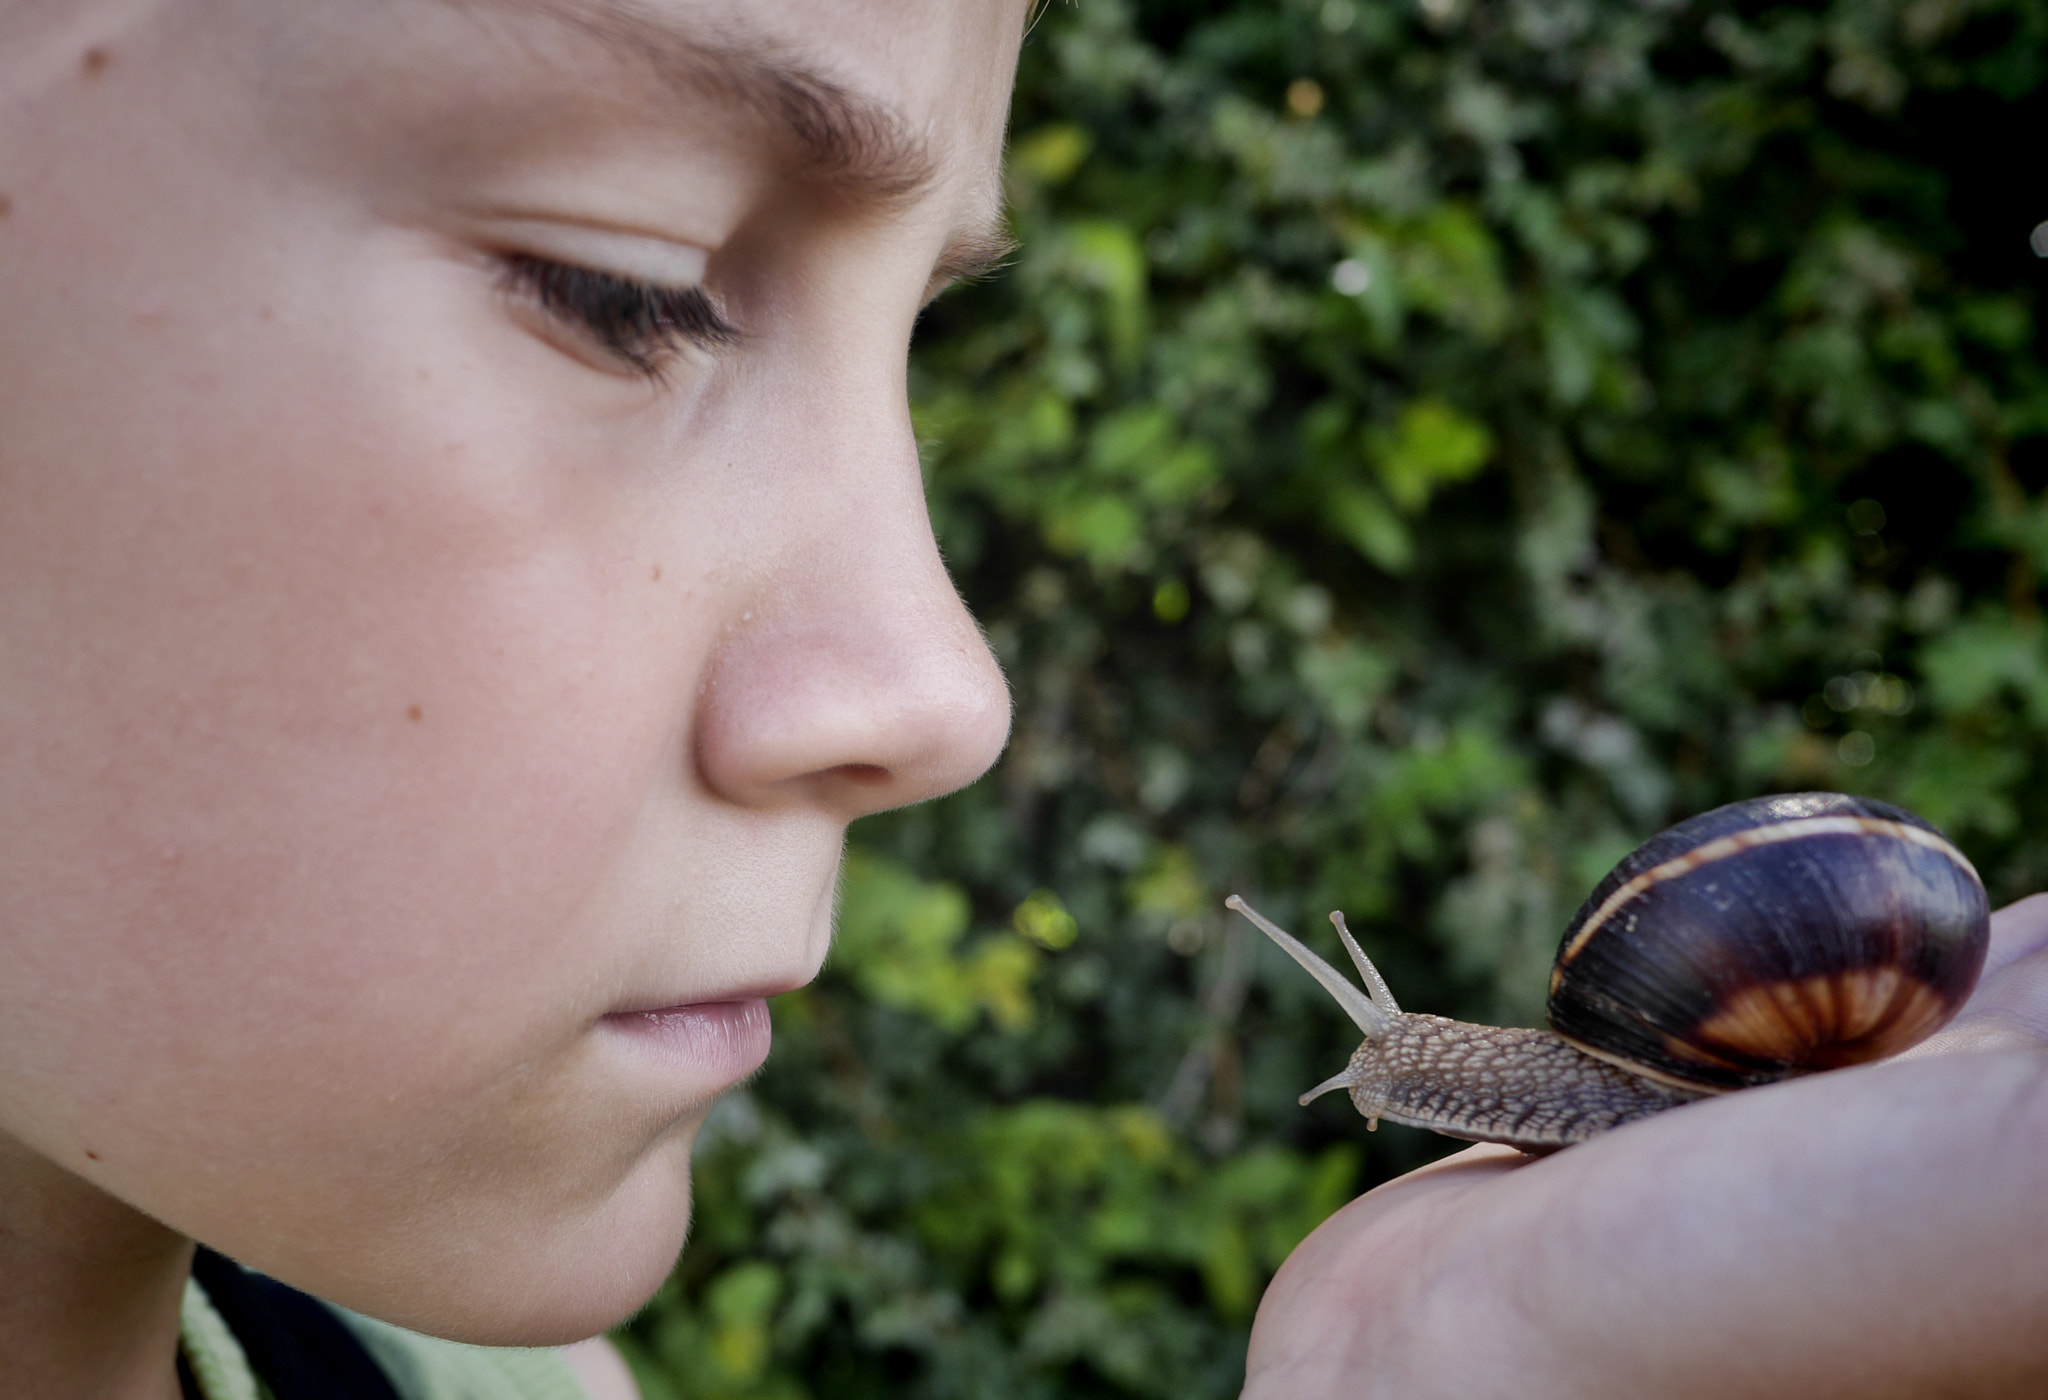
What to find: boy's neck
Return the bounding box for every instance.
[0,1135,192,1400]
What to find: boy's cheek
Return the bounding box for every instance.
[0,103,787,1342]
[0,195,862,1335]
[0,358,730,1086]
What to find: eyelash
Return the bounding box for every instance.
[498,254,739,378]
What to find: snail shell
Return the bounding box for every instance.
[1232,792,1991,1151]
[1547,792,1990,1093]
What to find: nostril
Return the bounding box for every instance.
[838,763,890,786]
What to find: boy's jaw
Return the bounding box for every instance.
[0,0,1026,1348]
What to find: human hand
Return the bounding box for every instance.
[1243,895,2048,1400]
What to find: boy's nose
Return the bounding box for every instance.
[690,414,1011,821]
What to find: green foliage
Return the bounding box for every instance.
[623,0,2048,1393]
[833,851,1044,1032]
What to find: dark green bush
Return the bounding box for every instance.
[621,0,2048,1394]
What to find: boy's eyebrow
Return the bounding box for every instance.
[513,0,939,202]
[488,1,1016,295]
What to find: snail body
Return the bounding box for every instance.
[1230,792,1991,1152]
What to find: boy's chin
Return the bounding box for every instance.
[302,1137,700,1348]
[470,1167,696,1347]
[479,1198,693,1347]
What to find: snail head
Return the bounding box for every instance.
[1226,895,1402,1106]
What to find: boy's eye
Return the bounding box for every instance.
[498,254,739,378]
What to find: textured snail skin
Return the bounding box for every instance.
[1338,1017,1702,1151]
[1236,792,1992,1153]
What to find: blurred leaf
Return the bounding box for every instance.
[1014,889,1082,950]
[1013,122,1094,186]
[834,849,1041,1032]
[1368,398,1496,513]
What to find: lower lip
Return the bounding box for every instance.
[600,998,773,1086]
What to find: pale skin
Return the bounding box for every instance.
[0,1,1022,1397]
[1243,892,2048,1399]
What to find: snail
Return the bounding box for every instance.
[1229,792,1990,1152]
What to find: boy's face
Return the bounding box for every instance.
[0,0,1019,1341]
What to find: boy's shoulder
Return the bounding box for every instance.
[183,1250,593,1400]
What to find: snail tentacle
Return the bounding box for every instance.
[1298,1066,1367,1107]
[1331,910,1400,1017]
[1228,894,1389,1038]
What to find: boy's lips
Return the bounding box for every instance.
[598,997,775,1088]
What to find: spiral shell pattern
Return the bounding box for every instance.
[1546,793,1989,1092]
